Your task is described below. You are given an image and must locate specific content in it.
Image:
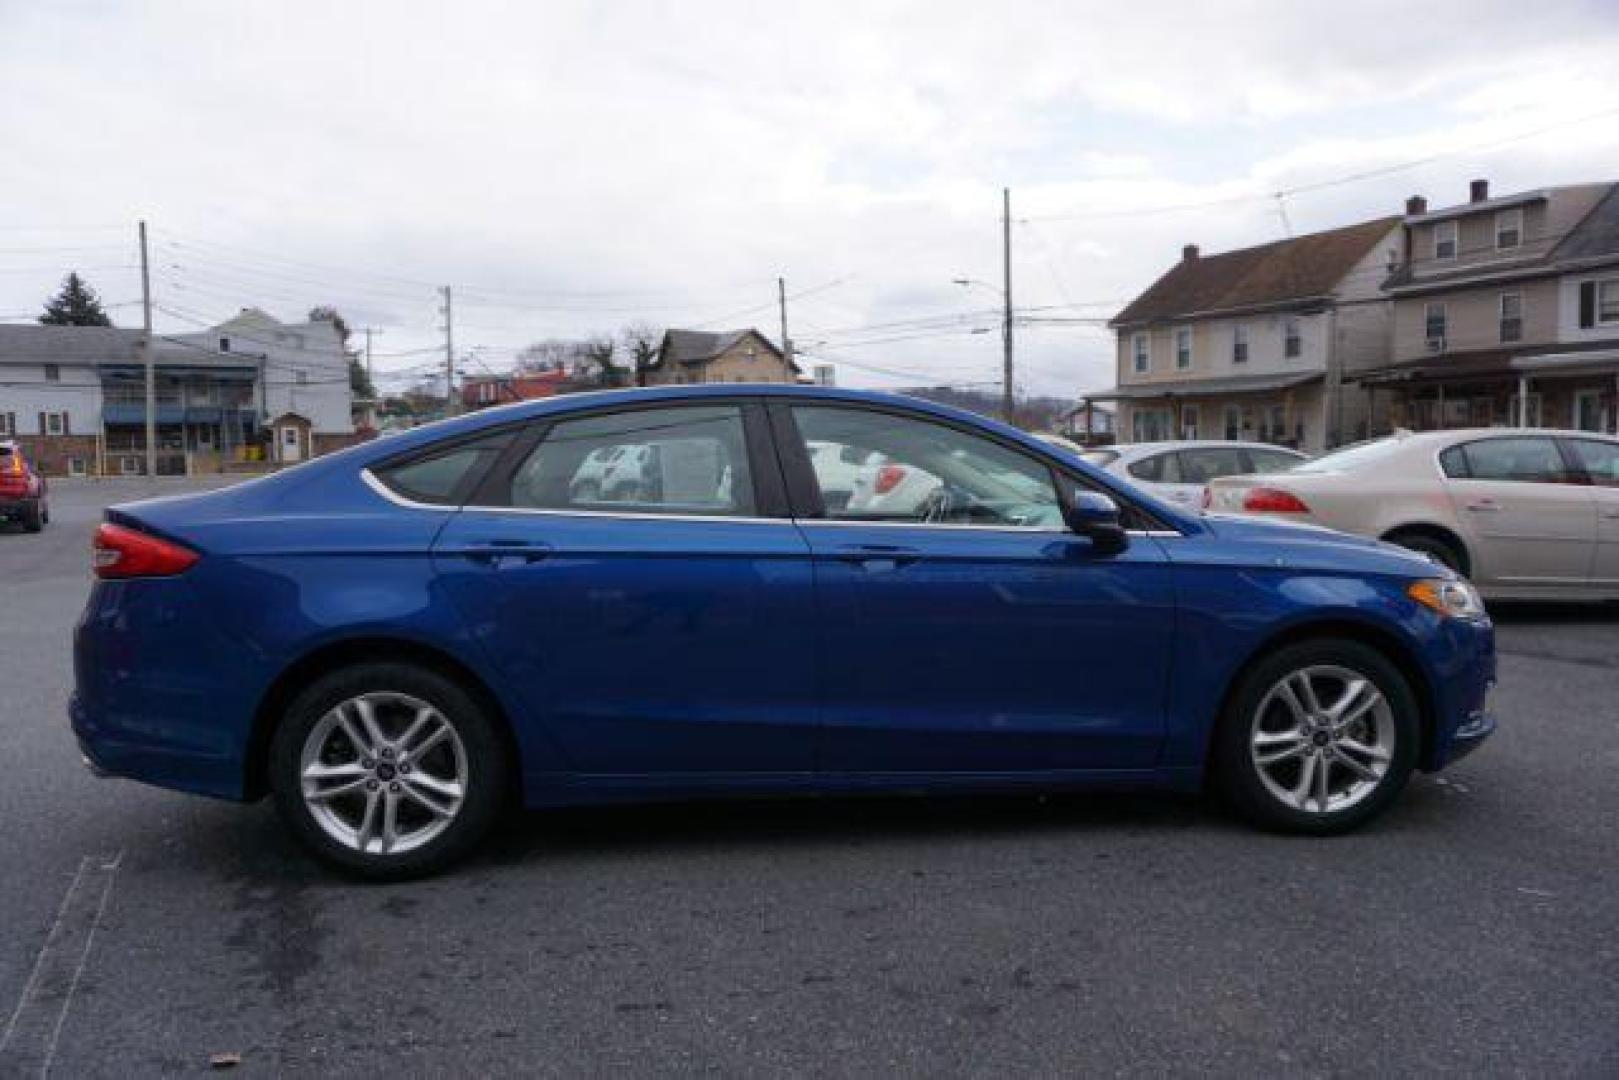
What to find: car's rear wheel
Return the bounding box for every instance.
[269,663,508,879]
[1214,639,1419,834]
[1387,530,1465,576]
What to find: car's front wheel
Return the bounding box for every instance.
[269,662,508,879]
[1214,639,1419,834]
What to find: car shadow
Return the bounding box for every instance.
[1486,600,1619,625]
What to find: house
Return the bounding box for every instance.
[1353,179,1619,434]
[1059,399,1116,444]
[642,328,799,385]
[461,368,572,410]
[1097,215,1402,453]
[0,308,354,475]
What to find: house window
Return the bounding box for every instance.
[0,413,13,436]
[1174,328,1191,370]
[1223,404,1242,440]
[1283,317,1302,359]
[1434,221,1457,261]
[1495,208,1522,251]
[1599,280,1619,324]
[295,370,309,385]
[219,337,231,352]
[1131,333,1149,374]
[1424,302,1447,343]
[119,455,141,475]
[1232,324,1249,363]
[1499,293,1523,343]
[1131,408,1170,442]
[43,411,66,436]
[44,363,60,382]
[67,457,87,477]
[1179,403,1199,440]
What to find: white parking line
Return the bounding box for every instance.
[0,852,122,1078]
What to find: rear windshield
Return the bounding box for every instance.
[1287,437,1407,474]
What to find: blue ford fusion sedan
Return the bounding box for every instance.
[73,386,1495,877]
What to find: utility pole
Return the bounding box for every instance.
[777,276,794,371]
[139,220,156,477]
[439,286,457,417]
[362,326,380,384]
[1001,187,1015,423]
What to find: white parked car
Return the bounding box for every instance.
[846,456,942,515]
[568,444,652,500]
[1204,428,1619,601]
[1082,441,1309,507]
[805,440,877,511]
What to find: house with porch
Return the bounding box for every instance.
[1355,179,1619,435]
[1098,215,1402,453]
[642,329,799,385]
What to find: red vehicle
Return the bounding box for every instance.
[0,440,48,532]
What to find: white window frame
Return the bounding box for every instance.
[1232,324,1249,363]
[67,456,87,477]
[1495,207,1523,251]
[1598,279,1619,325]
[1499,292,1523,343]
[44,411,65,436]
[118,455,141,475]
[1424,302,1447,342]
[43,363,60,382]
[1283,317,1302,359]
[1433,220,1457,261]
[0,412,12,436]
[1573,389,1605,433]
[1174,328,1191,370]
[1179,403,1199,440]
[1131,407,1170,442]
[1131,332,1150,374]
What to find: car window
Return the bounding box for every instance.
[1438,446,1469,478]
[1565,439,1619,487]
[1245,448,1304,474]
[1126,452,1173,483]
[508,405,754,515]
[1176,447,1248,484]
[373,432,513,505]
[1455,437,1573,484]
[791,405,1062,528]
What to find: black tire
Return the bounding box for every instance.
[20,499,43,533]
[1212,638,1420,835]
[268,662,509,879]
[1387,531,1465,576]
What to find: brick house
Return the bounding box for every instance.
[461,368,572,410]
[642,329,799,386]
[1097,216,1402,453]
[1354,179,1619,435]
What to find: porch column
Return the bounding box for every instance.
[1517,376,1529,428]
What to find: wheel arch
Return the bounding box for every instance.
[243,635,524,801]
[1205,616,1441,778]
[1380,521,1472,577]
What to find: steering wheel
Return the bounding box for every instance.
[919,485,960,524]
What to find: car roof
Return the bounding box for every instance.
[1109,440,1308,458]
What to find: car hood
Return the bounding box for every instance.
[1198,512,1442,578]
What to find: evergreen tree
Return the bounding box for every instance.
[38,272,113,326]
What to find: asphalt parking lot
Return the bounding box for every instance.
[1,479,1616,1076]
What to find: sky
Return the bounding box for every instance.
[2,0,1618,398]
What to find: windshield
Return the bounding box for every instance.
[1287,436,1407,474]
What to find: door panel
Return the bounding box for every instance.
[1564,438,1619,585]
[1443,437,1596,587]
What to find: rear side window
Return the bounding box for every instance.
[1452,437,1572,484]
[1245,448,1304,474]
[1126,452,1172,482]
[1565,439,1619,487]
[509,405,755,515]
[374,432,513,505]
[1175,447,1247,484]
[1438,446,1470,479]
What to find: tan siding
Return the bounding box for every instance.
[1391,278,1560,360]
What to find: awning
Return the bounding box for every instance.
[1512,348,1619,377]
[1355,344,1619,386]
[1085,371,1322,402]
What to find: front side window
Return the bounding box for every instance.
[1566,439,1619,487]
[510,405,754,515]
[1496,208,1522,251]
[1424,302,1447,342]
[1434,221,1457,261]
[1283,317,1302,359]
[1131,333,1149,374]
[1499,292,1523,343]
[1174,328,1191,369]
[792,405,1060,528]
[1232,324,1249,363]
[1452,437,1572,484]
[374,431,514,505]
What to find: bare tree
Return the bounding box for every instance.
[620,322,662,387]
[579,335,626,388]
[516,338,576,373]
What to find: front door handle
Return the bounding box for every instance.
[447,540,553,566]
[1463,499,1500,512]
[831,544,922,571]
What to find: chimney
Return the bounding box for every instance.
[1405,195,1427,216]
[1182,243,1200,262]
[1470,179,1489,203]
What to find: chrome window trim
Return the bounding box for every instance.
[363,468,1190,537]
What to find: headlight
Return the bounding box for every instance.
[1408,578,1487,620]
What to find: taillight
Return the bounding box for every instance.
[1201,487,1212,509]
[874,464,908,495]
[93,523,200,579]
[1242,487,1311,513]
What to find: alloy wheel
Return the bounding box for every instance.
[298,691,468,856]
[1249,664,1396,814]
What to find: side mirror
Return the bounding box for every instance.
[1061,488,1129,556]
